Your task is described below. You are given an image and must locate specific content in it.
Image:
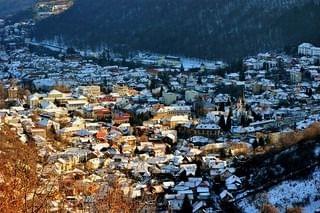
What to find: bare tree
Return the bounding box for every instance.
[261,204,279,213]
[94,179,156,213]
[0,125,57,212]
[286,207,302,213]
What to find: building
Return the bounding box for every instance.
[7,86,18,99]
[290,70,302,83]
[298,43,320,58]
[185,90,199,103]
[163,92,177,105]
[113,85,130,96]
[66,100,88,111]
[156,106,192,119]
[28,94,41,108]
[158,56,181,67]
[168,115,190,128]
[47,89,64,100]
[194,124,220,138]
[78,86,101,98]
[113,113,131,125]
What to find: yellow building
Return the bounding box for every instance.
[47,89,64,99]
[78,86,101,98]
[7,86,18,99]
[113,85,130,96]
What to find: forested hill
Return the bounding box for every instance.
[0,0,35,18]
[34,0,320,60]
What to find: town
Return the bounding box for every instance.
[0,17,320,213]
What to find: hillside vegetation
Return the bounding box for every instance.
[34,0,320,60]
[0,0,35,18]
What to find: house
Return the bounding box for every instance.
[189,136,210,146]
[113,85,130,96]
[298,43,320,58]
[28,93,42,108]
[86,158,104,170]
[113,113,131,125]
[54,157,75,174]
[163,181,175,189]
[96,127,108,141]
[180,164,197,176]
[192,201,206,213]
[167,199,184,212]
[219,168,236,180]
[194,124,220,138]
[168,115,189,129]
[78,85,100,98]
[158,55,181,67]
[225,175,242,191]
[156,106,192,119]
[290,69,302,83]
[219,190,234,202]
[7,86,18,100]
[94,108,111,120]
[30,127,47,139]
[47,89,64,100]
[66,100,88,111]
[153,143,167,156]
[163,92,177,105]
[37,117,60,131]
[185,90,199,103]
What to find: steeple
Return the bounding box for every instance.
[237,89,246,111]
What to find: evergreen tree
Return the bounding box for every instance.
[252,139,258,149]
[306,88,312,97]
[226,113,232,131]
[218,115,226,130]
[240,114,246,127]
[66,47,76,55]
[150,78,157,90]
[227,98,232,106]
[258,137,265,146]
[218,102,225,112]
[197,76,202,85]
[220,148,227,158]
[106,50,111,62]
[239,69,245,81]
[233,59,245,81]
[180,195,193,213]
[180,64,184,72]
[194,96,204,118]
[159,86,163,97]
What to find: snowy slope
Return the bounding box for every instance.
[238,166,320,213]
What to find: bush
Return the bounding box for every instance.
[261,204,279,213]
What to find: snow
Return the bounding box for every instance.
[238,167,320,213]
[315,145,320,157]
[33,78,56,89]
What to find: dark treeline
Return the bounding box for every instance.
[34,0,320,61]
[0,0,35,18]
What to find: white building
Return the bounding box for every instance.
[185,90,199,103]
[290,70,302,83]
[163,92,177,105]
[78,85,101,98]
[66,100,88,111]
[298,43,320,57]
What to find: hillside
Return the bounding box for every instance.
[34,0,320,60]
[0,0,35,18]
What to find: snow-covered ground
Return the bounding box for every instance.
[238,166,320,213]
[315,144,320,157]
[180,57,225,69]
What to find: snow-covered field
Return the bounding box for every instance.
[238,167,320,213]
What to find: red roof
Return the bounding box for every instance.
[98,96,117,102]
[96,128,108,141]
